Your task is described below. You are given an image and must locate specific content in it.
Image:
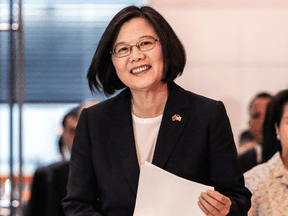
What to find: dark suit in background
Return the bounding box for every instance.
[238,148,258,173]
[24,161,69,216]
[63,82,251,216]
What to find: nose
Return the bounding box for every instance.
[129,45,145,62]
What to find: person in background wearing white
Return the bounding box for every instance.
[245,89,288,216]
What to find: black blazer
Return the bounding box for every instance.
[25,161,69,216]
[62,82,251,216]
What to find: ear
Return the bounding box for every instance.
[275,123,280,140]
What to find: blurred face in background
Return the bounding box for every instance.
[275,102,288,161]
[63,116,78,152]
[249,97,271,145]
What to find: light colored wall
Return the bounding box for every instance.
[148,0,288,146]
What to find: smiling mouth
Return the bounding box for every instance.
[130,65,151,74]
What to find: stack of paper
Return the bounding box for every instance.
[133,162,213,216]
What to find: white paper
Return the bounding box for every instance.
[133,161,214,216]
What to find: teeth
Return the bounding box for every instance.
[131,66,150,74]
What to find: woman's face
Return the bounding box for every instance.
[111,18,164,92]
[275,102,288,158]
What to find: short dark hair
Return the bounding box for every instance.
[87,5,186,96]
[248,92,272,115]
[262,89,288,162]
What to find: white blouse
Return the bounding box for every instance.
[244,152,288,216]
[132,114,162,166]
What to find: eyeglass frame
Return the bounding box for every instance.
[110,36,160,58]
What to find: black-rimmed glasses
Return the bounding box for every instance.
[111,36,159,58]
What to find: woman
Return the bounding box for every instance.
[62,6,251,216]
[245,89,288,216]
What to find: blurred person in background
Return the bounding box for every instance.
[238,92,272,173]
[245,89,288,216]
[24,106,81,216]
[58,107,80,160]
[237,129,255,151]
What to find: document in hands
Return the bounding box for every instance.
[133,162,214,216]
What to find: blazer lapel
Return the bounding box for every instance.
[104,88,140,195]
[102,83,191,193]
[152,82,191,169]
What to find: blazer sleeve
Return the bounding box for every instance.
[62,109,103,216]
[208,101,251,216]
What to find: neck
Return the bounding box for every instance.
[131,83,168,118]
[281,152,288,169]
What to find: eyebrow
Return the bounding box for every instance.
[114,35,155,46]
[139,35,154,40]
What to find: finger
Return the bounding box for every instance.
[203,190,232,215]
[201,192,223,210]
[207,190,232,206]
[199,194,220,215]
[198,200,210,216]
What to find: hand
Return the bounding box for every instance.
[198,189,232,216]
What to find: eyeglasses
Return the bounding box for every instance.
[111,36,160,58]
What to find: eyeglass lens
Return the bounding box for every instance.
[113,37,158,57]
